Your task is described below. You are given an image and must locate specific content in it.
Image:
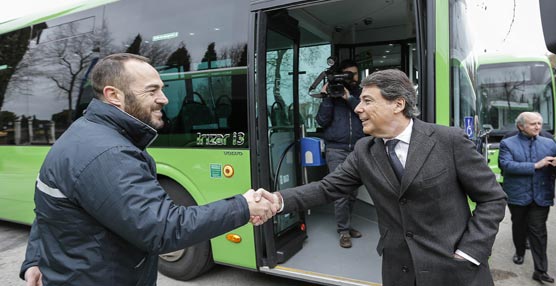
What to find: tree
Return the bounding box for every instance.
[121,34,172,67]
[166,42,191,72]
[266,49,290,126]
[0,110,17,129]
[219,43,247,67]
[29,21,112,125]
[141,41,172,67]
[126,34,142,55]
[201,42,217,69]
[0,25,40,111]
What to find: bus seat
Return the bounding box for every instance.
[178,102,215,131]
[215,95,232,128]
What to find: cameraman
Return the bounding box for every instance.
[316,59,365,248]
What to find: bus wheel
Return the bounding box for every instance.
[157,178,215,281]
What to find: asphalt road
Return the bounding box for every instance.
[1,207,555,286]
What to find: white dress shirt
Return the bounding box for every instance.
[383,119,413,167]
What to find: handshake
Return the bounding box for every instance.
[242,188,283,226]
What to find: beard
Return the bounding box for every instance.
[124,91,164,129]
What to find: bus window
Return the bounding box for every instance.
[452,62,477,129]
[299,44,331,132]
[154,67,248,148]
[478,57,555,134]
[475,54,556,181]
[450,0,477,130]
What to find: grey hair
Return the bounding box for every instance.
[360,69,420,118]
[515,111,542,128]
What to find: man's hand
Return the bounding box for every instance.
[341,87,350,101]
[549,156,556,166]
[243,189,277,226]
[24,266,42,286]
[320,83,350,100]
[535,156,556,169]
[320,83,328,94]
[253,188,283,213]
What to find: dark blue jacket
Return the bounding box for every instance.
[316,94,364,151]
[499,132,556,206]
[20,99,250,285]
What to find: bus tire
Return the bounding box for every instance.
[157,178,215,281]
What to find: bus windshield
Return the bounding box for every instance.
[478,60,555,133]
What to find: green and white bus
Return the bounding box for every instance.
[476,54,556,182]
[0,0,482,284]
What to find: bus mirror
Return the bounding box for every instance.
[539,0,556,54]
[482,124,493,132]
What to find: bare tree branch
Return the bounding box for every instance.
[49,76,68,93]
[503,0,516,43]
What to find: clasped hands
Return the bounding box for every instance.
[242,188,282,226]
[535,156,556,169]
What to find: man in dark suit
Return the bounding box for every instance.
[262,69,507,286]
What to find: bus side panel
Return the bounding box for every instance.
[487,148,502,183]
[150,148,256,270]
[0,146,48,225]
[435,0,450,125]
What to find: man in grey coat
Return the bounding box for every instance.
[21,53,276,286]
[263,69,507,286]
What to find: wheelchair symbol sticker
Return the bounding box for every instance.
[464,116,474,139]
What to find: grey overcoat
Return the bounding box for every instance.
[280,119,507,286]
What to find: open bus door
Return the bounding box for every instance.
[251,0,385,284]
[254,7,307,270]
[250,0,426,284]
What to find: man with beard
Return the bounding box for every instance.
[20,53,277,286]
[316,59,365,248]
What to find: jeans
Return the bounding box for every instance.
[326,148,358,233]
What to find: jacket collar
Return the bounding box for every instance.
[517,132,536,141]
[83,99,158,150]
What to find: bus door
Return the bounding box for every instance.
[251,0,421,284]
[254,8,307,269]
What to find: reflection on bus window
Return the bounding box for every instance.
[478,57,555,134]
[155,67,248,148]
[0,0,250,147]
[452,62,477,128]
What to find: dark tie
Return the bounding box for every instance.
[386,139,404,181]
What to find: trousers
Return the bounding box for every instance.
[326,148,358,233]
[508,202,550,272]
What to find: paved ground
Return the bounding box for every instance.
[1,207,555,286]
[488,206,556,286]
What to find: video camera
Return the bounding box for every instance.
[309,57,355,98]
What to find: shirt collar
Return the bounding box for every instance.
[383,119,413,145]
